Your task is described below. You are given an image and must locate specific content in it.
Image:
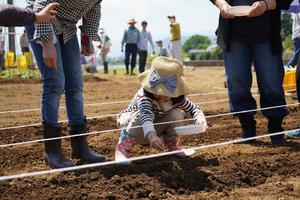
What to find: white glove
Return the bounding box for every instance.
[195,117,208,132]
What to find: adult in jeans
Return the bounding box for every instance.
[27,0,105,169]
[121,18,141,76]
[210,0,293,144]
[138,21,155,73]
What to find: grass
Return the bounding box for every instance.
[0,69,41,79]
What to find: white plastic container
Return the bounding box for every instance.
[174,125,205,136]
[228,6,252,16]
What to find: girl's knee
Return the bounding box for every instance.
[168,109,185,121]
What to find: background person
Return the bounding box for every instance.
[0,27,4,70]
[168,15,182,61]
[26,0,106,169]
[98,28,111,74]
[121,18,141,76]
[156,40,168,57]
[210,0,293,144]
[138,21,155,73]
[20,30,30,54]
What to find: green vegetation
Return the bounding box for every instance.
[281,12,293,53]
[182,35,211,54]
[0,69,41,79]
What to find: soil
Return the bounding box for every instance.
[0,67,299,200]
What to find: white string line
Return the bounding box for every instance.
[0,84,296,115]
[0,113,119,132]
[1,102,298,148]
[0,128,298,181]
[0,97,233,131]
[0,91,228,115]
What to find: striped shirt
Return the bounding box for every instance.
[120,88,205,136]
[27,0,102,43]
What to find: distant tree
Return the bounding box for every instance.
[281,12,292,40]
[182,35,211,53]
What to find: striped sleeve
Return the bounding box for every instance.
[137,94,155,137]
[177,97,205,120]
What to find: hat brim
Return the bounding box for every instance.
[138,70,188,97]
[128,21,137,24]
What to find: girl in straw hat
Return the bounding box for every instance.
[115,56,208,162]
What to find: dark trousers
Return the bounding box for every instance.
[139,50,148,73]
[125,43,138,73]
[0,50,4,70]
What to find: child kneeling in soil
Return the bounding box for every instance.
[115,56,208,162]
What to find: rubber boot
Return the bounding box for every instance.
[69,121,106,163]
[238,114,256,143]
[103,62,108,74]
[130,67,136,76]
[42,123,74,169]
[125,65,129,75]
[268,117,286,145]
[162,135,196,157]
[115,130,137,163]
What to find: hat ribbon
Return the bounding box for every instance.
[149,70,178,93]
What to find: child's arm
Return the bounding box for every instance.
[177,97,208,131]
[137,94,165,150]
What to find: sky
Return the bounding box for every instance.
[7,0,220,57]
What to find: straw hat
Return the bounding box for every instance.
[138,57,188,97]
[128,18,137,24]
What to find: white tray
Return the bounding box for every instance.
[174,125,205,136]
[228,6,252,17]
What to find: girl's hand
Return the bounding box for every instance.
[196,118,208,132]
[248,1,268,17]
[146,131,165,151]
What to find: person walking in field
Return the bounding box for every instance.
[121,18,141,76]
[138,21,155,73]
[168,15,182,61]
[98,28,111,74]
[26,0,106,169]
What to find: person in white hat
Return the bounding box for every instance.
[98,28,111,74]
[115,56,208,162]
[167,15,182,61]
[121,18,141,75]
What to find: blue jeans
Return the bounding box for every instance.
[224,40,288,118]
[287,37,300,67]
[26,25,85,126]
